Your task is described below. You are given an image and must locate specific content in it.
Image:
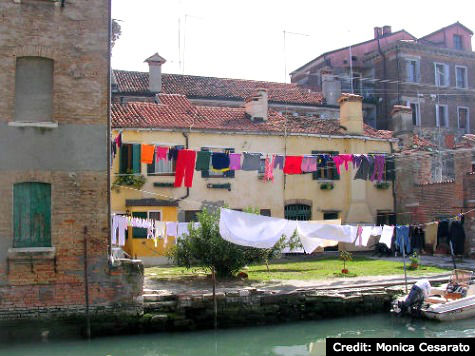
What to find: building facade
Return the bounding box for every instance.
[291,23,475,134]
[0,0,142,319]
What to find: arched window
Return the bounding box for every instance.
[284,204,311,221]
[14,56,54,123]
[13,182,51,248]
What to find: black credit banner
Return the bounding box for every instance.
[326,338,474,355]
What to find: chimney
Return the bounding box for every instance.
[374,27,383,39]
[391,105,413,148]
[338,93,364,135]
[382,25,392,36]
[245,88,268,122]
[145,53,166,93]
[321,71,341,106]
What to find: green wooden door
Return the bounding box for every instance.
[132,211,147,238]
[13,182,51,248]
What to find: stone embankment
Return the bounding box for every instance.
[131,285,404,333]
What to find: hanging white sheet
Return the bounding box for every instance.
[219,208,298,249]
[284,219,341,253]
[296,222,357,254]
[166,222,178,237]
[354,226,374,247]
[379,225,394,249]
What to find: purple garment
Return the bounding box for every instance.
[273,155,284,170]
[352,154,363,169]
[301,156,317,172]
[229,153,241,170]
[371,155,386,182]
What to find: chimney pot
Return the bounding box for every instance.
[245,88,268,122]
[338,93,363,135]
[145,53,166,93]
[374,27,383,39]
[322,72,341,106]
[383,25,392,36]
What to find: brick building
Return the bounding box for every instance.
[391,106,475,256]
[291,23,475,134]
[0,0,142,320]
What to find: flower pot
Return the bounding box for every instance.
[341,269,349,274]
[410,263,418,270]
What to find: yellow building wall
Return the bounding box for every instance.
[111,129,394,254]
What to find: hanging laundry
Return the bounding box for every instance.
[395,225,411,255]
[358,226,374,247]
[283,155,303,175]
[168,147,179,161]
[316,154,331,169]
[219,208,298,249]
[115,132,122,148]
[296,222,357,253]
[370,155,386,182]
[156,146,169,161]
[379,225,394,249]
[141,144,155,164]
[154,221,166,239]
[449,217,465,255]
[436,220,450,247]
[354,155,374,180]
[211,152,230,171]
[332,154,353,174]
[273,155,284,170]
[177,223,190,239]
[241,153,261,171]
[166,222,178,237]
[354,225,364,247]
[263,155,274,182]
[301,156,317,173]
[229,153,242,170]
[424,221,438,254]
[371,226,383,236]
[174,149,197,188]
[195,150,212,171]
[352,154,363,169]
[410,226,425,251]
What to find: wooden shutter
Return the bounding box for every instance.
[147,150,155,175]
[13,182,51,248]
[119,144,128,174]
[132,144,141,173]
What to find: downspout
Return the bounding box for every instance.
[177,132,190,201]
[377,38,388,129]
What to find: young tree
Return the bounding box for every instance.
[169,208,300,278]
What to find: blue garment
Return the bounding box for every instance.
[211,152,230,170]
[395,225,411,255]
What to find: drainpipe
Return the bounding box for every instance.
[176,132,190,201]
[377,38,388,129]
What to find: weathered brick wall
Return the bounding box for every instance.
[0,0,143,318]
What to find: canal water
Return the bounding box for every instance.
[1,314,474,356]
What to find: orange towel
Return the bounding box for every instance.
[141,144,155,164]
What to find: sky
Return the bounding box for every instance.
[111,0,475,83]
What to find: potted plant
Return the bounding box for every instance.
[339,250,352,274]
[320,182,334,191]
[112,169,146,192]
[375,182,390,190]
[409,252,420,270]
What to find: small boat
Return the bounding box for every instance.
[392,269,475,321]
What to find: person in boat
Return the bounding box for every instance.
[399,279,447,312]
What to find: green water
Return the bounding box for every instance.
[1,314,474,356]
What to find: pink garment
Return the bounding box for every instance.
[355,225,363,247]
[264,156,274,182]
[301,156,317,172]
[156,146,168,161]
[229,153,241,170]
[332,154,353,174]
[371,155,386,182]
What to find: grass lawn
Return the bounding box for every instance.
[145,256,450,281]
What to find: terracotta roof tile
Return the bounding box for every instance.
[111,94,391,140]
[113,70,324,105]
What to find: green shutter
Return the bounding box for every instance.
[119,144,128,174]
[132,144,141,173]
[13,183,51,248]
[147,150,155,175]
[132,211,148,238]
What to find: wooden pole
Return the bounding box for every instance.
[212,267,217,330]
[401,234,408,293]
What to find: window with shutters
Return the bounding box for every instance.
[435,104,449,128]
[457,107,470,133]
[453,34,463,50]
[312,151,339,181]
[200,147,235,179]
[405,59,420,83]
[434,63,449,87]
[119,144,141,174]
[376,211,396,225]
[13,182,51,248]
[455,66,468,89]
[185,210,201,222]
[147,145,182,176]
[285,204,311,221]
[323,211,339,220]
[14,57,54,124]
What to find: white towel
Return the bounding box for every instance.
[219,208,298,249]
[166,222,178,237]
[177,223,190,239]
[379,225,394,249]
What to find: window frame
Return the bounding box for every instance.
[453,34,463,50]
[405,58,420,83]
[435,104,449,128]
[406,100,421,126]
[200,147,235,179]
[147,145,182,176]
[457,106,470,133]
[119,143,141,174]
[312,151,340,181]
[455,65,468,89]
[434,62,449,87]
